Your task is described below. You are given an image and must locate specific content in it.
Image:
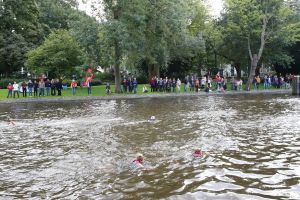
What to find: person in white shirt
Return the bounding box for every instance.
[176,78,181,92]
[201,77,206,89]
[13,81,19,98]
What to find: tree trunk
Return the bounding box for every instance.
[234,62,241,80]
[245,16,267,91]
[114,40,121,93]
[113,7,121,93]
[148,63,160,80]
[246,54,258,91]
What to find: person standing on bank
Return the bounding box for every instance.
[45,79,51,96]
[13,81,19,98]
[33,80,39,97]
[51,79,56,96]
[7,83,13,98]
[71,80,77,96]
[86,77,92,95]
[39,79,45,96]
[21,80,27,97]
[133,78,138,94]
[56,79,62,96]
[28,80,33,97]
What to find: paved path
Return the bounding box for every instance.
[0,89,292,104]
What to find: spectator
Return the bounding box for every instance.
[39,79,45,96]
[143,85,148,93]
[172,78,176,92]
[71,80,77,96]
[86,77,92,95]
[195,78,200,92]
[133,78,138,94]
[13,81,19,98]
[21,80,27,97]
[45,79,51,96]
[105,83,111,94]
[33,80,39,97]
[56,79,62,96]
[28,80,33,97]
[7,83,13,98]
[51,79,56,96]
[253,77,257,91]
[176,78,181,92]
[255,76,261,90]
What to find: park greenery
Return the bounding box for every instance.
[0,0,299,92]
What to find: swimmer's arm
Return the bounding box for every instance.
[136,163,144,168]
[202,152,210,156]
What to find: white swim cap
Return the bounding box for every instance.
[136,153,143,158]
[150,116,155,120]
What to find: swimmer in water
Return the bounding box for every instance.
[192,148,206,158]
[133,153,144,168]
[148,116,156,122]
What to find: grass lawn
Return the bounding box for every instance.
[0,83,287,101]
[0,85,151,100]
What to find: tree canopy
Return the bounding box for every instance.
[0,0,299,82]
[26,30,83,78]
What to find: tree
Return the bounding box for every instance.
[223,0,299,90]
[138,0,198,79]
[36,0,78,32]
[186,1,227,76]
[0,0,44,76]
[102,0,157,91]
[101,0,204,89]
[26,30,83,78]
[68,11,102,64]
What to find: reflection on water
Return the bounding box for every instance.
[0,94,299,199]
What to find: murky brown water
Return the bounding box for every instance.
[0,94,299,199]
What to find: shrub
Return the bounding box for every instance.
[93,72,114,83]
[136,74,148,84]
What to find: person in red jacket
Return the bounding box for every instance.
[7,83,13,98]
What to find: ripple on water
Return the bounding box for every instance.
[0,95,299,199]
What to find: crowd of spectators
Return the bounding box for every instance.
[5,73,294,98]
[6,79,63,98]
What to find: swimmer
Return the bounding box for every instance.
[133,153,144,168]
[192,148,207,158]
[6,119,15,125]
[148,116,156,122]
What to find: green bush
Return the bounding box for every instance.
[136,74,148,84]
[93,72,114,83]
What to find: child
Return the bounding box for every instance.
[133,153,144,168]
[105,83,111,95]
[142,85,148,93]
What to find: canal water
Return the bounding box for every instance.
[0,94,299,199]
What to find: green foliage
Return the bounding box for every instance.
[101,0,207,79]
[1,0,299,80]
[93,72,114,83]
[26,30,83,78]
[222,0,299,65]
[0,0,45,75]
[187,2,222,74]
[0,78,25,89]
[68,11,101,64]
[36,0,78,32]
